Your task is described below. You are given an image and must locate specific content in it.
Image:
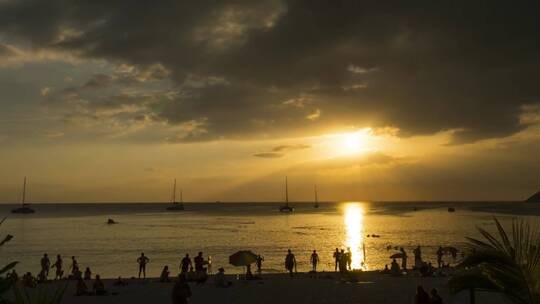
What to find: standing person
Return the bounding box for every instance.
[40,254,50,278]
[436,246,444,268]
[180,254,192,274]
[207,256,213,274]
[194,252,205,273]
[52,255,63,279]
[413,246,422,269]
[346,247,353,270]
[333,248,340,272]
[137,252,150,279]
[415,285,430,304]
[310,250,319,272]
[256,255,264,273]
[70,256,79,277]
[284,249,296,277]
[338,249,348,273]
[172,274,192,304]
[400,247,408,270]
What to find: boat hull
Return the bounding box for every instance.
[11,207,35,214]
[279,206,294,213]
[166,205,185,211]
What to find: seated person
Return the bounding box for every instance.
[93,274,107,295]
[84,267,92,280]
[160,266,171,282]
[76,277,89,296]
[8,270,18,283]
[390,258,401,276]
[381,264,390,274]
[214,267,232,287]
[22,272,37,288]
[114,276,128,286]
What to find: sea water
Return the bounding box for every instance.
[1,202,538,278]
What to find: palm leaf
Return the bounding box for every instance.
[0,235,13,247]
[0,262,18,275]
[450,218,540,304]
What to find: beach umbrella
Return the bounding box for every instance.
[229,250,258,267]
[389,253,404,259]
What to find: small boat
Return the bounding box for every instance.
[166,179,185,211]
[279,177,294,213]
[448,207,456,212]
[107,218,117,224]
[314,185,319,209]
[11,177,35,214]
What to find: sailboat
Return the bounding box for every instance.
[166,179,185,211]
[314,185,319,208]
[11,177,35,214]
[279,177,294,213]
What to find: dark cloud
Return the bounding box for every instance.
[253,143,310,158]
[253,152,283,158]
[1,0,540,143]
[272,144,310,152]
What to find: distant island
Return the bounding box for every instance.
[525,191,540,203]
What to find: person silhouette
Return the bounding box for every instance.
[41,253,50,278]
[400,247,408,270]
[194,252,205,273]
[84,267,92,280]
[52,255,63,279]
[256,255,264,273]
[285,249,296,277]
[333,248,340,271]
[137,252,150,279]
[160,265,171,282]
[180,254,192,274]
[70,256,79,277]
[346,247,353,270]
[310,250,319,272]
[436,246,444,268]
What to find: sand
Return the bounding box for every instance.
[17,272,506,304]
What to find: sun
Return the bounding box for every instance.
[334,129,372,156]
[342,132,364,154]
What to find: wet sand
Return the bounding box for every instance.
[18,271,505,304]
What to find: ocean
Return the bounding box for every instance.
[1,201,539,278]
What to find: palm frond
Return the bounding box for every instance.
[450,217,540,304]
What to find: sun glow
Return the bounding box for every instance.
[329,128,373,156]
[344,203,366,270]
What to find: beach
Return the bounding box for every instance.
[17,272,506,304]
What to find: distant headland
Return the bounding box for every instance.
[525,191,540,203]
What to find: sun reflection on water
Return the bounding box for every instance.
[344,203,367,270]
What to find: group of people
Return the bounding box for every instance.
[385,246,454,277]
[281,247,356,277]
[159,251,212,284]
[11,253,97,288]
[333,247,354,273]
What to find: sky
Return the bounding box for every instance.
[0,0,539,203]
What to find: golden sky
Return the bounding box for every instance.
[0,1,539,202]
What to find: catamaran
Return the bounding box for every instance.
[279,177,294,213]
[166,178,185,211]
[314,185,319,208]
[11,177,35,214]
